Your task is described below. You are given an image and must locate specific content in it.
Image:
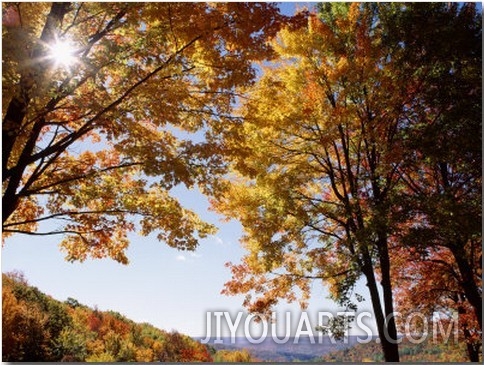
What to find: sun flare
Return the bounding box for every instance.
[49,39,78,68]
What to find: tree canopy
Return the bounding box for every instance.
[2,2,289,263]
[212,2,481,362]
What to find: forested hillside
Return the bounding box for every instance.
[2,271,248,362]
[320,337,468,362]
[0,270,476,363]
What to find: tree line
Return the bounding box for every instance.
[2,271,254,362]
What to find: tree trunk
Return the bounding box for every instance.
[361,246,400,362]
[377,231,400,359]
[465,336,480,362]
[458,302,481,362]
[451,244,482,331]
[2,3,71,223]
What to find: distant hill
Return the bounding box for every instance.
[319,336,469,362]
[2,271,213,362]
[200,334,470,362]
[199,336,362,362]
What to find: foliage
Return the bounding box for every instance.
[2,2,291,263]
[2,272,214,362]
[391,245,482,361]
[319,337,468,363]
[212,2,481,362]
[213,348,253,362]
[382,3,482,361]
[214,2,409,360]
[2,284,51,361]
[2,2,481,363]
[2,271,71,361]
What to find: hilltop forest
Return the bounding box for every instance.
[2,2,481,362]
[2,272,253,362]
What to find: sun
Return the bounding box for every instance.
[48,39,78,69]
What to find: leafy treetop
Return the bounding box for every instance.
[2,2,295,263]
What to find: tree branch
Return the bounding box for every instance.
[20,161,142,197]
[270,268,352,281]
[3,209,139,228]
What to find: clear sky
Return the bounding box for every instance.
[2,2,378,339]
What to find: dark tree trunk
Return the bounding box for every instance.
[377,231,400,360]
[361,246,400,362]
[451,244,482,331]
[465,339,480,362]
[458,302,482,362]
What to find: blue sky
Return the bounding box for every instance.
[2,2,378,338]
[3,185,376,337]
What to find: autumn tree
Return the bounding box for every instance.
[385,2,482,332]
[2,2,286,263]
[384,3,482,360]
[156,330,212,362]
[391,245,481,362]
[2,285,51,361]
[213,3,416,361]
[2,272,70,361]
[214,349,252,362]
[53,327,88,362]
[212,3,481,362]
